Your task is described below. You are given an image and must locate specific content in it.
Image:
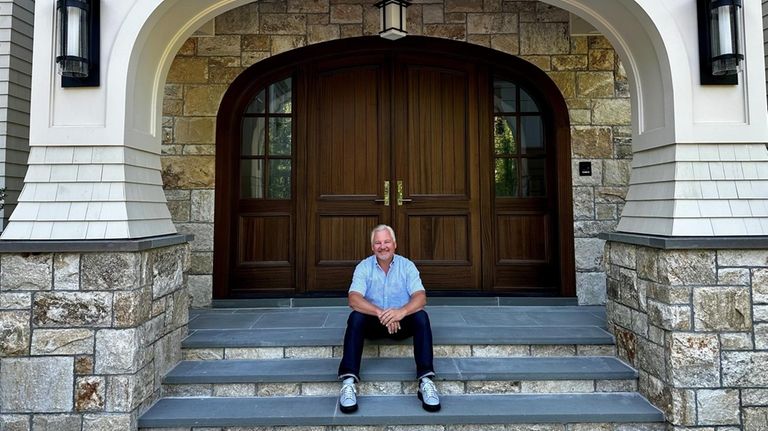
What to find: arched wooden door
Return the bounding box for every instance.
[213,37,574,298]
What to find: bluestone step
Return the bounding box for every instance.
[138,393,664,428]
[182,325,614,348]
[164,356,637,384]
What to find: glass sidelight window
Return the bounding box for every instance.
[492,79,546,198]
[240,77,293,199]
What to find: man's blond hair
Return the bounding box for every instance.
[370,224,397,245]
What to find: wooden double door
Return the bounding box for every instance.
[214,38,574,298]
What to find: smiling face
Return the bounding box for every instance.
[371,229,397,264]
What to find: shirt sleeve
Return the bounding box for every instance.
[406,260,425,295]
[349,260,369,296]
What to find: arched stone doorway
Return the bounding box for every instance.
[212,36,574,298]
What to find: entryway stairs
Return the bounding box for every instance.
[139,301,664,430]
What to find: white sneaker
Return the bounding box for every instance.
[339,381,357,413]
[418,378,441,412]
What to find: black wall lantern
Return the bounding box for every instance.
[697,0,744,85]
[374,0,411,40]
[55,0,100,87]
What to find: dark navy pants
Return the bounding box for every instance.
[338,310,435,382]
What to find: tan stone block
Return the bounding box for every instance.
[576,71,614,98]
[307,14,329,25]
[471,344,530,357]
[424,24,466,40]
[468,35,491,47]
[225,347,283,359]
[208,66,245,84]
[183,85,228,116]
[423,4,444,24]
[213,384,256,396]
[589,35,613,49]
[552,55,588,71]
[308,24,341,44]
[521,380,594,393]
[546,71,575,98]
[571,126,612,158]
[445,0,484,13]
[182,348,224,360]
[571,35,588,54]
[285,346,332,358]
[208,56,241,68]
[531,345,576,356]
[261,13,307,34]
[445,12,467,24]
[162,144,182,155]
[182,144,216,156]
[592,98,630,125]
[75,355,93,375]
[161,156,216,189]
[467,13,503,34]
[259,0,288,13]
[434,345,472,357]
[466,380,520,394]
[197,35,242,57]
[330,4,362,24]
[243,35,271,52]
[569,109,591,125]
[603,159,631,186]
[406,5,424,36]
[258,382,300,396]
[113,287,151,328]
[301,382,338,396]
[177,38,196,56]
[520,22,569,54]
[694,286,752,331]
[175,117,216,144]
[242,52,271,68]
[288,0,328,13]
[359,381,401,395]
[340,24,363,38]
[76,376,105,412]
[162,99,182,117]
[484,0,502,12]
[523,55,551,71]
[378,345,411,357]
[215,3,259,34]
[271,36,306,55]
[193,20,215,36]
[589,49,615,71]
[490,34,519,55]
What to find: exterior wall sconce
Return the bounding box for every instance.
[55,0,100,87]
[697,0,744,85]
[374,0,411,41]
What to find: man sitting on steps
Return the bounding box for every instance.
[337,224,440,413]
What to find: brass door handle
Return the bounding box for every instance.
[374,180,391,206]
[397,180,412,206]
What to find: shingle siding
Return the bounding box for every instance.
[0,0,32,231]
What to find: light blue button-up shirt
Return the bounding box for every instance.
[349,254,425,309]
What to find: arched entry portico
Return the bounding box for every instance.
[211,36,575,298]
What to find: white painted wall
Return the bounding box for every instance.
[3,0,768,239]
[0,0,33,232]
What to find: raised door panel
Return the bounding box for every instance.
[306,60,391,292]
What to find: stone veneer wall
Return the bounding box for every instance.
[0,241,190,430]
[606,240,768,430]
[162,0,632,306]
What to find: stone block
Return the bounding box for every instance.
[0,357,73,412]
[595,186,626,203]
[646,281,690,305]
[573,187,594,220]
[31,415,81,431]
[546,71,575,98]
[696,389,740,425]
[183,85,228,116]
[113,287,152,328]
[719,250,768,267]
[330,4,362,24]
[225,347,283,359]
[0,311,29,356]
[743,389,768,406]
[190,252,213,274]
[743,407,768,431]
[0,415,29,431]
[520,380,593,393]
[552,55,588,71]
[75,356,94,375]
[271,35,306,55]
[242,51,271,68]
[658,250,717,286]
[754,269,768,304]
[589,49,615,70]
[151,246,186,298]
[190,190,215,223]
[467,13,505,34]
[307,24,340,44]
[466,380,521,394]
[257,382,300,397]
[215,3,259,34]
[636,339,665,380]
[31,329,93,355]
[490,34,519,55]
[720,332,754,350]
[576,272,606,305]
[669,333,720,387]
[423,5,444,24]
[53,254,80,290]
[188,275,212,307]
[603,160,631,186]
[154,328,185,387]
[576,72,614,98]
[82,414,132,431]
[757,323,768,349]
[574,238,605,271]
[693,286,752,331]
[261,13,307,34]
[94,329,141,374]
[647,300,690,330]
[285,346,332,358]
[424,24,466,40]
[105,368,152,412]
[531,345,576,356]
[76,376,105,412]
[81,253,141,291]
[1,254,52,291]
[608,242,636,269]
[592,98,631,125]
[718,268,750,286]
[174,117,215,144]
[445,0,484,13]
[161,156,216,189]
[471,345,530,357]
[196,35,242,57]
[755,305,768,322]
[33,292,112,328]
[288,0,328,14]
[166,57,208,84]
[571,126,612,159]
[213,383,255,397]
[520,22,569,54]
[0,292,31,309]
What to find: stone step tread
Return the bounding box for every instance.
[183,326,614,349]
[138,393,664,428]
[165,356,637,384]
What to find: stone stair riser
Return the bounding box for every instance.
[183,344,618,361]
[161,379,638,398]
[139,423,666,431]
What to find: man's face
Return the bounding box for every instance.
[371,230,397,262]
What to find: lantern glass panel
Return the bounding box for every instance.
[56,1,90,77]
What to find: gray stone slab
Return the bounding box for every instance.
[188,314,263,330]
[601,232,768,250]
[138,393,664,427]
[181,326,614,348]
[254,312,330,328]
[0,234,193,252]
[164,357,637,384]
